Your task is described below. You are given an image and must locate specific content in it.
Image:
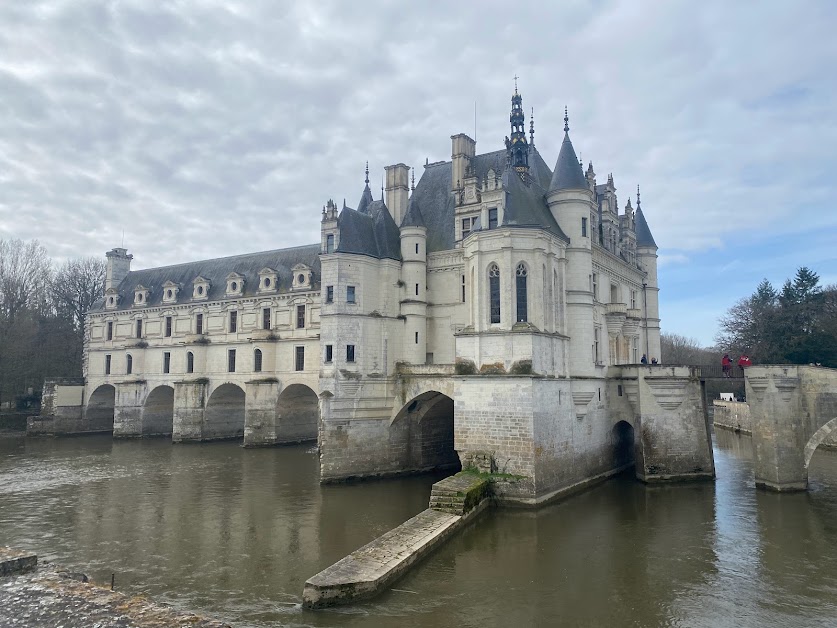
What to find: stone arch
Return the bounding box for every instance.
[87,384,116,432]
[142,385,174,436]
[612,420,636,469]
[276,383,319,443]
[204,383,245,440]
[391,391,460,473]
[804,417,837,470]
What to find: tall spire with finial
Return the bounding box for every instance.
[365,161,369,185]
[529,107,535,147]
[636,184,641,210]
[411,167,415,192]
[564,106,569,133]
[506,76,529,172]
[357,162,374,213]
[548,105,587,192]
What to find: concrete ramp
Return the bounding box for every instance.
[303,473,489,609]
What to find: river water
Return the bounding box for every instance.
[1,431,836,627]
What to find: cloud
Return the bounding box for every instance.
[1,0,835,341]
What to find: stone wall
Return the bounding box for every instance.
[712,400,752,433]
[27,379,87,436]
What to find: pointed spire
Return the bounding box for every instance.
[529,107,535,147]
[357,162,374,214]
[411,167,415,192]
[381,175,384,200]
[365,161,369,185]
[507,79,529,171]
[636,184,641,210]
[548,107,586,192]
[342,198,347,209]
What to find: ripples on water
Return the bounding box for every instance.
[0,432,835,628]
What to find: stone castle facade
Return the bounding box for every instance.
[74,88,711,506]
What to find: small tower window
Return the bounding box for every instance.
[126,354,132,375]
[326,286,334,303]
[461,275,466,303]
[326,234,334,253]
[105,354,111,375]
[415,283,419,296]
[107,321,113,341]
[325,345,333,363]
[346,345,355,363]
[488,207,498,229]
[489,263,501,324]
[582,217,588,237]
[254,348,263,372]
[415,242,419,254]
[186,351,194,374]
[347,286,356,303]
[516,263,528,323]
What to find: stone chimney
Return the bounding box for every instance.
[384,163,410,226]
[105,247,133,291]
[451,134,476,193]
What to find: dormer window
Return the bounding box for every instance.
[162,281,180,304]
[225,272,245,297]
[105,288,119,310]
[258,267,278,293]
[133,285,150,307]
[291,264,312,291]
[192,276,210,300]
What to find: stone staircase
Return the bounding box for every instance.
[429,473,490,516]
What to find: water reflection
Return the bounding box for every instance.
[1,434,835,627]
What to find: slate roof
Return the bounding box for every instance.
[635,208,657,248]
[335,198,402,260]
[401,195,427,228]
[403,146,568,252]
[92,244,321,312]
[549,132,588,192]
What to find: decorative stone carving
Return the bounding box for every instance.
[572,391,595,420]
[747,377,769,402]
[645,378,688,410]
[772,375,799,402]
[623,380,639,412]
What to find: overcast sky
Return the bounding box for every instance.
[2,1,836,347]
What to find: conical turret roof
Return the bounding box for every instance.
[635,208,657,248]
[548,132,587,192]
[401,196,426,228]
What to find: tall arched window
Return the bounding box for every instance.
[126,354,133,375]
[488,264,501,324]
[186,351,194,374]
[516,263,528,322]
[254,348,263,372]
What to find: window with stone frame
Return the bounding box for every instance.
[326,234,334,254]
[488,207,498,229]
[107,321,113,341]
[262,307,271,330]
[296,305,305,329]
[228,349,236,373]
[516,263,528,323]
[489,263,501,324]
[254,348,263,372]
[126,354,132,375]
[195,313,204,335]
[325,344,333,363]
[105,354,111,375]
[295,346,305,371]
[135,319,143,339]
[229,310,238,333]
[347,286,356,304]
[346,344,355,363]
[186,351,194,373]
[326,286,334,303]
[165,316,172,337]
[163,352,171,374]
[461,216,478,239]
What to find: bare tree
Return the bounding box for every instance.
[52,257,106,334]
[660,333,714,365]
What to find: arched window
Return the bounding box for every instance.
[186,351,194,374]
[254,348,263,373]
[488,263,501,324]
[126,354,133,375]
[516,263,528,323]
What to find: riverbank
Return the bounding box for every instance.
[0,547,229,628]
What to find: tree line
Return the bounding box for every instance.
[661,267,836,369]
[0,238,105,409]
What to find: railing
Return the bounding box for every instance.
[695,364,745,379]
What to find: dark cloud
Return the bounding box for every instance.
[1,0,836,287]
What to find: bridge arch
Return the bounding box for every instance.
[612,420,636,469]
[87,384,115,432]
[391,391,460,473]
[804,417,837,470]
[276,383,319,443]
[204,383,245,440]
[142,385,174,436]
